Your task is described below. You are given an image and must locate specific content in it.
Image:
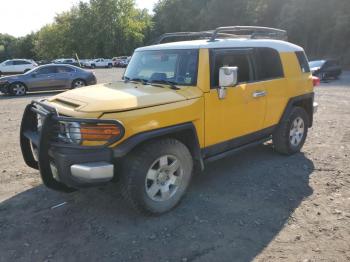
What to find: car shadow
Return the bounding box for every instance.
[0,144,314,262]
[0,91,63,100]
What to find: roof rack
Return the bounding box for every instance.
[209,26,288,41]
[154,26,287,44]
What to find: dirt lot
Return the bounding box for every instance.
[0,69,349,262]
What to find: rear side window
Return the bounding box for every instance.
[255,48,284,80]
[210,49,254,87]
[296,51,310,73]
[57,66,74,73]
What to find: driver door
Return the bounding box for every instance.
[204,48,267,156]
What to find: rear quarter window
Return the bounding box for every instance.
[295,51,311,73]
[255,48,284,80]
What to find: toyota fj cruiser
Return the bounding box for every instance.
[20,26,318,215]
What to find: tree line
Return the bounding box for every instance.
[1,0,349,65]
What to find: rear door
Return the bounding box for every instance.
[55,66,75,88]
[253,48,288,128]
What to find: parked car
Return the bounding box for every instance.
[113,56,128,67]
[309,59,342,80]
[119,57,131,68]
[20,26,318,215]
[0,59,37,76]
[0,64,96,96]
[84,58,113,68]
[53,58,81,67]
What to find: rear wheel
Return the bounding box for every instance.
[120,138,193,215]
[9,82,27,96]
[273,107,309,155]
[71,79,86,88]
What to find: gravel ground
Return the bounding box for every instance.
[0,69,349,262]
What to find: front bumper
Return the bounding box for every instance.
[0,82,10,93]
[20,101,119,192]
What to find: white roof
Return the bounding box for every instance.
[136,38,303,53]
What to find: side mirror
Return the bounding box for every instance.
[218,67,238,99]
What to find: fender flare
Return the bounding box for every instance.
[113,122,204,170]
[279,93,314,127]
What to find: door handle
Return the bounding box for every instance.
[252,90,267,98]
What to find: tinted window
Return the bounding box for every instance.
[5,61,13,66]
[296,51,310,73]
[255,48,284,80]
[36,66,57,75]
[211,49,253,87]
[57,66,74,73]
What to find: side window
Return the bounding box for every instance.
[13,61,24,65]
[22,61,32,65]
[255,48,284,80]
[211,49,253,87]
[5,61,14,66]
[37,66,57,75]
[57,66,74,73]
[295,51,310,73]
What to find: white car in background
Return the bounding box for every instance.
[0,59,37,76]
[84,58,113,68]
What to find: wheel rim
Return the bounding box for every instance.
[289,117,305,147]
[13,84,26,95]
[74,80,85,88]
[145,155,183,202]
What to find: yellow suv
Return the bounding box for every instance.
[20,26,318,215]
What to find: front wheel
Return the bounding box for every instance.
[9,82,27,96]
[273,107,309,155]
[120,138,193,215]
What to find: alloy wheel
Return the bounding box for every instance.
[289,117,305,147]
[12,83,26,96]
[74,80,85,88]
[145,155,183,202]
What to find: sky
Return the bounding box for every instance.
[0,0,158,37]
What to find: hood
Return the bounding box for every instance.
[0,75,22,82]
[48,81,202,114]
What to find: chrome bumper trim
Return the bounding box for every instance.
[70,162,114,181]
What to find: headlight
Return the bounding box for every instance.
[65,122,81,144]
[57,120,124,146]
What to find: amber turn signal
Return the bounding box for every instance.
[81,124,122,141]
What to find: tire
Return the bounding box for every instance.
[108,63,112,68]
[9,82,27,96]
[273,107,309,155]
[91,64,96,69]
[71,79,86,88]
[120,138,193,215]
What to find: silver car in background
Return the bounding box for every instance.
[0,64,96,96]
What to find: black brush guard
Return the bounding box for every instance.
[20,101,120,192]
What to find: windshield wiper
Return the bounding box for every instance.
[124,76,148,85]
[149,80,180,90]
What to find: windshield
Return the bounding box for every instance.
[309,60,325,68]
[124,49,199,86]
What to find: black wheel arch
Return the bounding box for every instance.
[279,93,314,127]
[113,122,204,171]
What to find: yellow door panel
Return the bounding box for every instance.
[204,82,266,147]
[261,78,288,128]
